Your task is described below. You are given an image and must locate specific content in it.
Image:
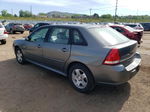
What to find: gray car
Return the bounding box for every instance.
[13,25,141,93]
[5,23,25,34]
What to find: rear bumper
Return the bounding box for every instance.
[89,52,141,85]
[0,34,8,40]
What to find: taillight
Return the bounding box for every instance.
[103,48,120,65]
[4,30,8,34]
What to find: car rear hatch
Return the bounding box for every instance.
[14,24,25,30]
[113,40,138,66]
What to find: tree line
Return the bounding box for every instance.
[0,10,32,17]
[1,9,150,20]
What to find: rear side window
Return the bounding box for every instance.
[72,30,85,45]
[89,27,129,45]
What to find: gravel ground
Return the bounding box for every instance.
[0,31,150,112]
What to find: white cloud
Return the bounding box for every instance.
[2,0,74,6]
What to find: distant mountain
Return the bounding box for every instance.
[47,11,86,18]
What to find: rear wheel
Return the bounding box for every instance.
[15,48,26,64]
[68,64,95,93]
[1,39,6,44]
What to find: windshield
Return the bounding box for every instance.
[89,27,129,45]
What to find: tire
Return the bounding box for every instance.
[68,64,95,93]
[1,40,6,44]
[15,48,26,64]
[21,31,24,34]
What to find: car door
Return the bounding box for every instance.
[42,27,71,71]
[23,27,49,63]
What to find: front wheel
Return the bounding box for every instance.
[15,48,26,64]
[1,40,6,44]
[68,64,95,93]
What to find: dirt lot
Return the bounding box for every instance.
[0,31,150,112]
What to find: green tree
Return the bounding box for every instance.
[93,13,99,18]
[101,14,112,19]
[19,10,32,17]
[14,14,18,17]
[1,10,12,17]
[1,10,7,16]
[38,13,47,16]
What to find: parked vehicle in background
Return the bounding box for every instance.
[5,23,25,34]
[124,23,144,31]
[140,23,150,31]
[29,23,49,33]
[0,23,8,44]
[110,25,143,44]
[23,24,34,30]
[13,25,141,93]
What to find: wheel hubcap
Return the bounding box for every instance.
[72,69,88,89]
[16,50,23,62]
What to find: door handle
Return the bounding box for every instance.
[61,48,68,52]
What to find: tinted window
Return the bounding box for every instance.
[30,28,49,42]
[14,23,22,25]
[126,24,136,27]
[112,27,125,33]
[48,28,69,44]
[34,24,39,28]
[89,27,129,45]
[72,30,84,45]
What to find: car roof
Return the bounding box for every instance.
[43,24,107,29]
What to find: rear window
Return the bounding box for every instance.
[89,27,129,45]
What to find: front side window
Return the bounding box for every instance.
[30,28,49,42]
[48,28,69,44]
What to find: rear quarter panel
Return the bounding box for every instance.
[64,27,110,73]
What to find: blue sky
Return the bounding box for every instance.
[0,0,150,16]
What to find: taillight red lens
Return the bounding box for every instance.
[103,48,120,65]
[4,30,8,34]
